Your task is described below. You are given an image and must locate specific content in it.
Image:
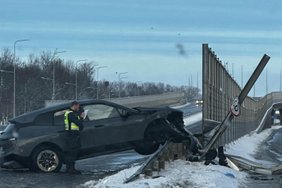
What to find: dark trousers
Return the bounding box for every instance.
[65,131,81,164]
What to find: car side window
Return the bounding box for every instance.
[83,104,120,121]
[34,112,53,126]
[54,109,68,126]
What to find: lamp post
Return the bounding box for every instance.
[280,70,282,92]
[92,63,99,80]
[13,39,30,117]
[241,65,244,88]
[65,82,76,99]
[41,77,52,98]
[96,66,108,99]
[117,72,128,98]
[51,49,66,100]
[136,81,142,96]
[75,59,87,100]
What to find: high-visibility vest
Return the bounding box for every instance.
[64,110,80,131]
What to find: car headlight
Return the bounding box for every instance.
[9,138,16,141]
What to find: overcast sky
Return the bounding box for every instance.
[1,0,282,96]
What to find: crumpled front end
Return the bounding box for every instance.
[165,110,203,155]
[0,124,25,169]
[0,138,23,169]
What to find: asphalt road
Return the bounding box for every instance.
[0,103,202,188]
[243,127,282,188]
[0,151,147,188]
[177,103,202,117]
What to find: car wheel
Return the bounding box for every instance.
[31,146,63,173]
[134,141,160,155]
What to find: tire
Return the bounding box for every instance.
[134,141,160,155]
[31,145,63,173]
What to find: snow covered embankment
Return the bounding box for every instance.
[83,126,280,188]
[225,126,282,166]
[83,160,245,188]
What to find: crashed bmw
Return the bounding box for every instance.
[0,99,196,173]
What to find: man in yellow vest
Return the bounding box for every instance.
[64,101,84,174]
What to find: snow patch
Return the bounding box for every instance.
[225,126,282,166]
[183,112,202,126]
[83,160,246,188]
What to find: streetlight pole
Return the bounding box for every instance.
[118,72,128,98]
[75,59,87,100]
[13,39,29,117]
[96,66,108,99]
[280,70,282,92]
[232,63,234,78]
[65,82,76,99]
[241,65,244,88]
[108,82,112,99]
[136,81,142,96]
[92,63,99,80]
[51,49,66,100]
[197,72,199,89]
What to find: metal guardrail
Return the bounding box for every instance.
[124,141,189,183]
[227,154,282,175]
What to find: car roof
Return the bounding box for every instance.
[10,99,136,124]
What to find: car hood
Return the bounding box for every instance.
[0,124,15,141]
[0,132,13,141]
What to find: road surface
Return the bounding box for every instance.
[243,127,282,187]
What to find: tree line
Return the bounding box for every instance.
[0,49,200,121]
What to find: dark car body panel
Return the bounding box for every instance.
[0,99,186,169]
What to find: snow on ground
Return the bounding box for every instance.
[225,125,282,166]
[183,112,202,126]
[83,126,280,188]
[83,160,246,188]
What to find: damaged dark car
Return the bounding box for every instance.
[0,100,195,173]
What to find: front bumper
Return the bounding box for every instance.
[0,139,23,169]
[0,147,24,169]
[1,161,24,169]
